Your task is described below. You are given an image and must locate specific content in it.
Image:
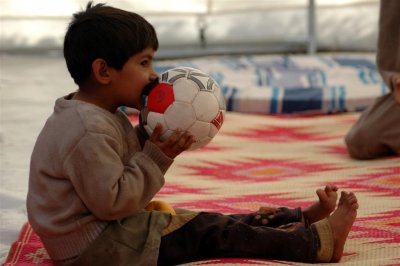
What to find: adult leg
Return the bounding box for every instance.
[346,0,400,159]
[345,94,400,159]
[376,0,400,88]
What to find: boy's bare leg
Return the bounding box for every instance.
[303,185,338,224]
[328,191,359,262]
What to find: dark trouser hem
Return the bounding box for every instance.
[158,207,319,265]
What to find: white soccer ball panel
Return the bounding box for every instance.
[164,102,196,131]
[146,112,167,135]
[188,120,211,142]
[163,68,187,83]
[189,137,212,150]
[179,66,198,72]
[173,79,199,103]
[193,75,213,92]
[209,122,219,138]
[161,129,175,141]
[192,91,220,122]
[212,82,226,110]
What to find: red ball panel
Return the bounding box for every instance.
[147,83,175,113]
[211,110,224,130]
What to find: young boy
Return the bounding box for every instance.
[27,2,359,265]
[345,0,400,159]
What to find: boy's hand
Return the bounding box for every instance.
[149,124,195,159]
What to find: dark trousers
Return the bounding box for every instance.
[158,207,320,265]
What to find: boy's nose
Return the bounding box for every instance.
[150,69,159,81]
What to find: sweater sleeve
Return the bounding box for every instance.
[63,131,172,221]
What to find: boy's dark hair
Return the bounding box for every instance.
[64,2,159,85]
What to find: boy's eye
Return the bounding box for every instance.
[141,60,149,66]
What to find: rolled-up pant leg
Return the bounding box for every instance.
[158,207,321,265]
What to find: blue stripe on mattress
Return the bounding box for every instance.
[331,86,337,111]
[282,87,323,114]
[270,87,280,114]
[339,86,346,111]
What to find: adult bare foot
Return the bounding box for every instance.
[328,191,358,262]
[303,185,338,224]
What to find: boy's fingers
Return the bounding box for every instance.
[183,134,195,149]
[150,123,163,142]
[166,131,191,150]
[175,132,189,148]
[177,133,195,150]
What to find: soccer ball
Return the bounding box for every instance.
[140,66,226,150]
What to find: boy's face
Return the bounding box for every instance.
[112,47,158,110]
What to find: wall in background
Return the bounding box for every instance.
[0,0,379,57]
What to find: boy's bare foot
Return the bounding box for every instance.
[303,185,338,224]
[328,191,359,262]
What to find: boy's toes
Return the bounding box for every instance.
[325,185,338,193]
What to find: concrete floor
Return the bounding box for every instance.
[0,53,74,260]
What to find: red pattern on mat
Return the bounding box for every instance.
[3,223,53,266]
[226,125,340,142]
[3,113,400,266]
[183,158,342,183]
[352,210,400,244]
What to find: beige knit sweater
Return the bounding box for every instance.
[27,94,173,260]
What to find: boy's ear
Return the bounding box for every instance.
[92,58,111,85]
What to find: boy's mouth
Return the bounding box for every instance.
[142,79,159,96]
[141,79,159,108]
